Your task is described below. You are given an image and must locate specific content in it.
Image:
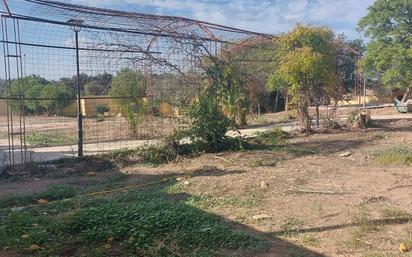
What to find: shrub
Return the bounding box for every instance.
[95,104,109,115]
[254,128,290,145]
[185,95,231,152]
[122,100,149,137]
[124,105,140,136]
[135,145,177,166]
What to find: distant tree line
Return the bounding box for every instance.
[2,72,114,115]
[1,70,201,117]
[60,72,113,96]
[5,75,73,115]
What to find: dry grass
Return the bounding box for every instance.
[373,146,412,165]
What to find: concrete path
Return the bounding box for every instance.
[370,113,412,120]
[0,139,159,167]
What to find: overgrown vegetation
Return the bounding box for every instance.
[381,207,411,219]
[203,59,250,127]
[0,183,266,257]
[182,94,233,152]
[2,1,411,256]
[126,145,178,166]
[300,234,319,247]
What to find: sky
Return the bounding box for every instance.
[1,0,377,80]
[68,0,376,39]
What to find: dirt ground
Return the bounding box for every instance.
[1,116,412,257]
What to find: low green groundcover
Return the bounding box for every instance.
[0,187,266,257]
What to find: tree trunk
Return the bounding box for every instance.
[402,86,412,103]
[274,90,279,113]
[315,102,320,128]
[285,94,289,117]
[298,99,311,133]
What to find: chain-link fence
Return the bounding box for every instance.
[0,0,274,166]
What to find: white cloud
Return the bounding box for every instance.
[68,0,375,38]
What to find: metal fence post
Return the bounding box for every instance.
[69,18,84,157]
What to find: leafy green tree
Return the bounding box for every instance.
[336,37,365,93]
[93,72,112,91]
[7,75,73,115]
[39,83,72,115]
[109,69,148,137]
[267,69,289,113]
[186,94,231,152]
[358,0,412,102]
[203,59,249,126]
[25,84,43,113]
[223,39,278,114]
[8,76,44,113]
[110,69,146,103]
[60,72,112,95]
[151,73,201,108]
[84,81,105,95]
[60,73,90,93]
[270,25,338,132]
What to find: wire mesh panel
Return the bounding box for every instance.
[0,0,275,166]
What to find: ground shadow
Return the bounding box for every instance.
[288,133,386,156]
[271,217,412,236]
[0,162,326,257]
[374,119,412,133]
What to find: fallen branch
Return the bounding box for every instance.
[289,188,349,195]
[212,155,234,163]
[387,184,412,191]
[354,238,374,247]
[267,188,286,196]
